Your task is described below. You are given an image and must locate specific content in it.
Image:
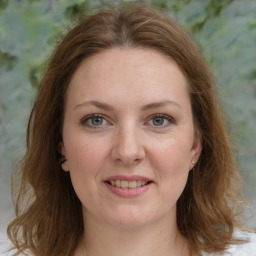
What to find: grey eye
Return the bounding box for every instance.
[147,114,175,127]
[81,114,108,128]
[152,117,165,126]
[90,116,104,126]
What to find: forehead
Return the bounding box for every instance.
[66,47,190,109]
[71,47,186,80]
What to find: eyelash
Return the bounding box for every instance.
[80,114,109,128]
[147,114,176,127]
[80,113,176,128]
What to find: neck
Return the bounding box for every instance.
[74,212,190,256]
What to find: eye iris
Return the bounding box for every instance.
[153,117,164,126]
[92,116,103,125]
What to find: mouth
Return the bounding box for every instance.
[104,176,153,197]
[105,180,152,189]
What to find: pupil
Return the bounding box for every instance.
[92,117,103,125]
[153,117,164,126]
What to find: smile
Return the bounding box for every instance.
[104,175,153,197]
[107,180,150,188]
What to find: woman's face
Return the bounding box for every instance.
[61,48,201,229]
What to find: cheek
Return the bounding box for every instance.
[65,135,109,172]
[66,138,106,203]
[151,138,192,174]
[148,137,192,196]
[64,135,112,197]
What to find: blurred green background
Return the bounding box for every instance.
[0,0,255,234]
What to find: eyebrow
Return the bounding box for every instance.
[74,100,115,111]
[140,100,181,111]
[74,100,181,111]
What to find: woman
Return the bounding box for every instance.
[7,2,256,256]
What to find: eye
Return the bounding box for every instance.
[147,114,175,127]
[80,114,109,128]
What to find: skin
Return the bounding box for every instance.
[61,47,201,256]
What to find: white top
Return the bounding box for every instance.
[1,230,255,255]
[202,231,256,256]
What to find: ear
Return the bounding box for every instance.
[189,129,202,170]
[59,142,70,172]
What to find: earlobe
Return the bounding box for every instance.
[59,142,70,172]
[190,130,202,169]
[61,158,70,172]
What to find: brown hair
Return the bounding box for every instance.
[7,2,245,256]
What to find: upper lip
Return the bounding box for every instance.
[104,175,152,182]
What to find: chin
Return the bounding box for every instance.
[101,205,162,230]
[109,217,151,230]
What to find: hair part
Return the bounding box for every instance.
[8,2,245,256]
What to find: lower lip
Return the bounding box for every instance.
[104,182,152,198]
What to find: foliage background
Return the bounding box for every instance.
[0,0,255,246]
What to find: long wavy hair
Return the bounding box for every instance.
[7,2,245,256]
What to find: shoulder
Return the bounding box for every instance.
[202,231,256,256]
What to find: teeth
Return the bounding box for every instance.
[121,180,128,188]
[129,180,137,188]
[108,180,149,188]
[116,180,121,187]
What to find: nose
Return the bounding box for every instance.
[111,125,145,165]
